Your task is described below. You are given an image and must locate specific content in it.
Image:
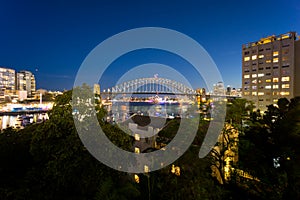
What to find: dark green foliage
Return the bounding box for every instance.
[0,86,136,200]
[237,97,300,199]
[1,91,300,200]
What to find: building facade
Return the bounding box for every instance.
[242,32,300,110]
[213,81,225,95]
[0,67,16,101]
[0,67,36,101]
[16,70,36,97]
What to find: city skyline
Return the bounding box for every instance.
[1,0,299,90]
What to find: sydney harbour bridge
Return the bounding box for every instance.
[101,77,198,101]
[98,77,240,122]
[100,77,203,122]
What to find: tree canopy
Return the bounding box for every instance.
[1,92,300,200]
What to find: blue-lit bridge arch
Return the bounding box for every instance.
[108,77,196,95]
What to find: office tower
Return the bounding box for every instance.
[213,81,225,96]
[242,32,300,111]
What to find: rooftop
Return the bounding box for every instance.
[242,32,299,49]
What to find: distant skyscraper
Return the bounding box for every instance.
[16,70,36,97]
[242,32,300,110]
[0,67,15,100]
[94,83,100,95]
[213,81,225,95]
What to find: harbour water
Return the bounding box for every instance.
[107,101,196,122]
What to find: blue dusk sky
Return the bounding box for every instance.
[0,0,299,91]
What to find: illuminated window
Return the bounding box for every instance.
[144,165,149,173]
[252,55,257,60]
[244,92,250,95]
[252,92,257,96]
[281,34,290,40]
[281,76,290,82]
[273,92,279,95]
[282,84,290,89]
[258,54,264,59]
[244,75,250,78]
[265,85,272,89]
[252,79,257,84]
[266,60,272,63]
[135,147,140,154]
[252,86,257,90]
[280,91,290,96]
[258,73,264,77]
[273,99,278,103]
[134,174,140,183]
[273,57,279,63]
[134,134,140,141]
[252,74,257,78]
[273,51,279,56]
[266,79,271,83]
[273,85,279,89]
[273,78,279,82]
[244,57,250,61]
[258,92,264,96]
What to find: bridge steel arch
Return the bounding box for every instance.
[110,77,196,95]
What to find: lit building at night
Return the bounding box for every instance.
[0,67,36,101]
[242,32,300,111]
[213,81,225,96]
[0,67,16,101]
[16,70,36,97]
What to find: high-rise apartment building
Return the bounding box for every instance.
[242,32,300,111]
[0,67,36,101]
[0,67,16,100]
[16,70,36,97]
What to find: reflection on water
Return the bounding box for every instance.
[108,101,194,122]
[0,113,49,130]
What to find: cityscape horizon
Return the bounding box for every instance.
[1,1,300,199]
[1,1,299,91]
